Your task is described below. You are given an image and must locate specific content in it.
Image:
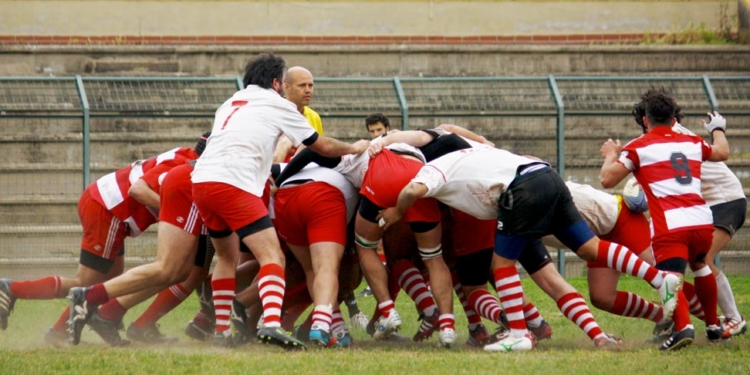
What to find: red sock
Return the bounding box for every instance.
[10,276,62,299]
[133,284,189,328]
[692,266,719,326]
[438,313,455,331]
[392,260,436,314]
[98,299,127,322]
[377,300,395,317]
[494,266,527,337]
[468,289,502,324]
[596,240,664,288]
[258,263,285,328]
[609,291,663,322]
[523,302,544,327]
[672,290,692,332]
[451,273,482,327]
[388,271,401,301]
[211,277,235,334]
[681,282,706,320]
[52,306,70,332]
[557,292,603,340]
[85,283,110,306]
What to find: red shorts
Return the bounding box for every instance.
[361,149,440,223]
[451,209,495,257]
[78,188,128,261]
[652,228,713,264]
[192,182,268,232]
[159,164,204,236]
[601,199,651,256]
[274,182,347,246]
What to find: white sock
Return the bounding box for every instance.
[715,272,741,320]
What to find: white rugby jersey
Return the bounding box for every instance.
[278,163,360,223]
[192,85,316,196]
[565,181,619,236]
[672,122,745,206]
[412,147,542,220]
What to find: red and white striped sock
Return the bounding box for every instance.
[331,308,346,333]
[493,266,527,338]
[439,313,456,331]
[557,292,603,341]
[258,263,285,328]
[596,240,664,288]
[133,284,189,328]
[211,278,235,335]
[10,276,62,299]
[468,289,502,324]
[609,291,663,322]
[452,276,482,329]
[523,302,544,327]
[681,281,706,320]
[311,304,333,332]
[377,300,395,318]
[393,260,436,316]
[693,266,719,326]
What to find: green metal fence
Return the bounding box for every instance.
[1,75,750,276]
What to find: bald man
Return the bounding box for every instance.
[274,67,325,163]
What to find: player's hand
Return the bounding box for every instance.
[480,136,495,147]
[703,111,726,133]
[269,184,278,197]
[600,138,622,158]
[376,207,403,231]
[350,139,371,155]
[368,140,385,158]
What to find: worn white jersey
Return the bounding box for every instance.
[672,122,745,206]
[565,181,619,236]
[192,85,316,196]
[334,141,425,188]
[279,163,360,223]
[413,147,542,220]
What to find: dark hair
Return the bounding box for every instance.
[631,87,683,133]
[365,113,390,130]
[195,131,211,156]
[242,52,286,89]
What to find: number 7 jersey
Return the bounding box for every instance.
[618,125,714,237]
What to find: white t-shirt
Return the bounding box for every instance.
[672,122,745,206]
[192,85,316,196]
[412,147,540,220]
[279,163,360,223]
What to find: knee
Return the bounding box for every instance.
[589,292,613,311]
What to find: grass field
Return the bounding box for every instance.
[0,275,748,374]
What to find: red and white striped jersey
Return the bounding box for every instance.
[87,147,196,236]
[618,126,713,237]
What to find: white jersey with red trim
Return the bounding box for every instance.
[192,85,316,196]
[278,163,360,222]
[412,147,542,220]
[88,147,195,236]
[565,181,619,236]
[672,122,745,206]
[619,126,713,237]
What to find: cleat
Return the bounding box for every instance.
[357,287,373,298]
[0,279,16,330]
[349,311,369,329]
[660,327,694,351]
[488,325,510,344]
[67,287,94,345]
[333,328,353,348]
[196,279,215,320]
[652,319,674,342]
[212,332,235,348]
[722,317,747,339]
[438,328,457,348]
[528,319,552,341]
[126,323,177,344]
[384,332,411,342]
[498,310,510,330]
[87,311,131,347]
[258,326,307,351]
[230,300,253,346]
[309,329,337,348]
[373,310,402,341]
[706,324,727,343]
[185,319,214,342]
[483,330,534,352]
[594,333,623,349]
[45,327,72,348]
[466,324,491,347]
[413,309,439,342]
[658,273,682,322]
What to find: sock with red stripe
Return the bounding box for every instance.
[211,277,235,335]
[451,276,483,329]
[595,240,665,289]
[681,281,706,320]
[608,291,663,323]
[258,263,285,328]
[494,266,527,338]
[85,283,110,306]
[98,298,127,322]
[393,260,437,316]
[133,284,190,328]
[557,292,604,341]
[468,288,502,324]
[438,313,456,331]
[377,300,395,318]
[692,265,719,326]
[10,276,62,299]
[331,308,346,333]
[311,304,333,332]
[523,302,544,327]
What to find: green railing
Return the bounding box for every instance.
[2,75,750,275]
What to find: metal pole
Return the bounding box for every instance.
[549,75,566,277]
[75,75,91,188]
[393,77,409,130]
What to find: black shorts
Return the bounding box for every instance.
[711,198,747,237]
[194,234,215,268]
[455,248,493,287]
[518,239,553,275]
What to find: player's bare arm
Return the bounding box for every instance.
[308,136,369,157]
[273,134,294,163]
[437,124,494,146]
[703,111,730,162]
[599,138,630,189]
[128,178,160,210]
[376,182,429,230]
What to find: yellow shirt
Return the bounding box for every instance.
[303,106,324,135]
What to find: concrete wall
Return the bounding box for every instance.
[0,1,733,37]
